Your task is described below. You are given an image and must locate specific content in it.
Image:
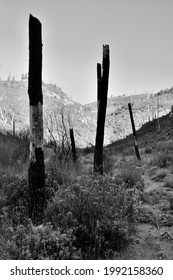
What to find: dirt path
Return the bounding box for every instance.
[119,160,173,260]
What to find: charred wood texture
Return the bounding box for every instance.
[28,14,45,225]
[28,14,43,106]
[28,147,45,223]
[94,45,110,174]
[70,128,77,162]
[128,102,141,160]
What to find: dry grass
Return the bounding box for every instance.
[163,175,173,188]
[149,152,173,168]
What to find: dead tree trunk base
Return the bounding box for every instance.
[28,147,45,225]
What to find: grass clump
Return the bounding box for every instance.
[116,164,144,190]
[0,174,29,227]
[46,158,81,187]
[0,133,142,260]
[149,152,173,168]
[0,131,29,169]
[0,172,81,260]
[0,173,140,259]
[163,175,173,188]
[2,221,81,260]
[84,145,94,155]
[103,152,115,174]
[144,146,152,154]
[45,174,140,259]
[151,169,167,182]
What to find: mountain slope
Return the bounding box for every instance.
[0,79,96,147]
[0,78,173,147]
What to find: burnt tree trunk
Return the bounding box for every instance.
[97,63,102,109]
[70,128,77,162]
[28,14,45,224]
[12,113,15,137]
[13,121,15,137]
[156,96,160,131]
[94,45,110,174]
[128,102,141,160]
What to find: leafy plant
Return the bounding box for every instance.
[45,174,140,259]
[3,221,81,260]
[116,164,144,190]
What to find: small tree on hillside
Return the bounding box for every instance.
[45,107,71,163]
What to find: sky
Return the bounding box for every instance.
[1,0,173,104]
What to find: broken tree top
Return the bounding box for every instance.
[29,14,42,49]
[28,13,43,106]
[103,45,109,57]
[29,14,41,26]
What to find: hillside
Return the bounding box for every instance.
[85,90,172,143]
[0,77,173,147]
[1,87,173,259]
[80,112,173,259]
[0,78,96,147]
[1,101,173,259]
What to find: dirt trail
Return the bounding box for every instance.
[122,159,173,260]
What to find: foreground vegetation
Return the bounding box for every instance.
[1,112,173,260]
[0,131,145,260]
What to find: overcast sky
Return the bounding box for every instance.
[0,0,173,104]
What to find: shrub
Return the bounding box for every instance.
[0,175,29,227]
[122,147,135,156]
[46,158,81,187]
[163,175,173,188]
[0,171,81,260]
[103,152,114,174]
[3,221,81,260]
[149,152,173,168]
[144,146,152,154]
[116,165,144,190]
[84,145,94,155]
[151,169,167,182]
[157,142,173,152]
[45,175,140,259]
[0,131,29,169]
[0,143,13,168]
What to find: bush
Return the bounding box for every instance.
[163,175,173,188]
[45,175,140,259]
[151,169,167,182]
[3,221,81,260]
[0,131,29,169]
[116,165,144,190]
[0,172,81,260]
[144,146,152,154]
[0,145,12,168]
[0,175,29,227]
[103,152,114,174]
[150,152,173,168]
[83,145,94,155]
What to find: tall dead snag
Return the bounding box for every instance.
[70,128,77,162]
[12,113,15,136]
[97,63,102,109]
[28,14,45,224]
[128,102,141,160]
[94,45,110,174]
[156,96,160,131]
